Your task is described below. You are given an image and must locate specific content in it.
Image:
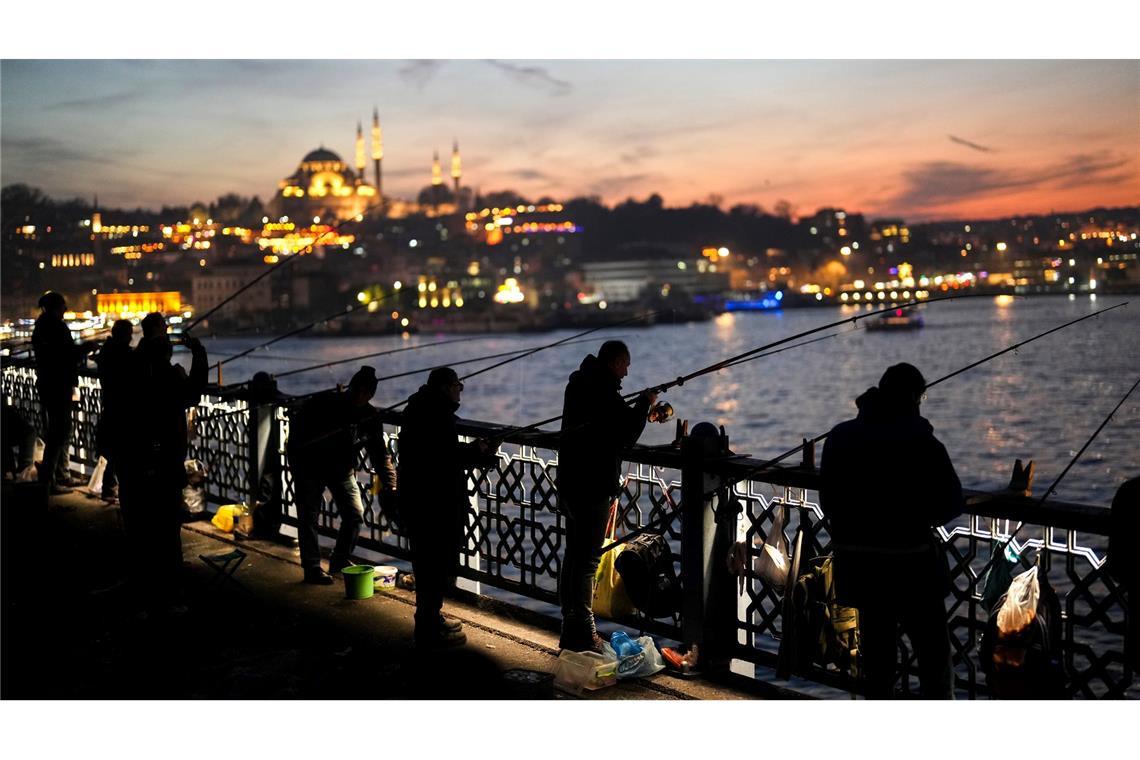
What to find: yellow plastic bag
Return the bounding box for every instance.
[593,500,635,619]
[211,504,245,533]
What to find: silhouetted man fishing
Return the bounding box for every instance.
[397,367,494,647]
[31,291,97,494]
[820,362,962,698]
[556,340,656,652]
[118,322,207,614]
[94,319,134,503]
[286,366,396,585]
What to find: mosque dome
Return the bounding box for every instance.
[302,147,343,163]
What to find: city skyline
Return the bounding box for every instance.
[1,59,1137,222]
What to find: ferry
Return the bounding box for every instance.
[865,308,924,331]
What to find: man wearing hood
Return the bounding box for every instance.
[820,362,963,698]
[397,367,493,647]
[556,340,656,652]
[286,366,397,585]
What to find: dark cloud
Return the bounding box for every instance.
[485,61,571,96]
[890,152,1133,212]
[42,90,143,112]
[589,173,652,196]
[398,60,444,89]
[507,168,555,182]
[620,145,658,165]
[617,121,729,143]
[1,135,117,165]
[948,134,996,153]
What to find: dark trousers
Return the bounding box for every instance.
[859,591,954,699]
[405,504,463,636]
[119,474,184,603]
[37,392,73,488]
[557,493,612,631]
[294,471,364,570]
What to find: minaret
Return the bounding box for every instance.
[371,107,383,202]
[354,121,366,186]
[431,150,443,211]
[91,194,103,267]
[450,139,462,212]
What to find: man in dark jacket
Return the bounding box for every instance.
[118,329,208,610]
[286,366,397,584]
[31,291,96,494]
[820,363,963,698]
[94,319,134,502]
[555,340,656,652]
[398,367,493,647]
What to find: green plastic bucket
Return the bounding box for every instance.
[342,565,375,600]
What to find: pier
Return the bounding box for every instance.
[2,359,1134,699]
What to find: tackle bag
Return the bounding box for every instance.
[979,562,1065,699]
[615,532,682,618]
[782,553,860,678]
[593,500,635,619]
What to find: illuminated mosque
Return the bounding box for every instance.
[271,108,465,220]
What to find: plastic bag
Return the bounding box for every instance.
[997,566,1040,635]
[602,634,666,679]
[33,437,45,466]
[182,485,205,515]
[593,500,635,618]
[85,456,107,495]
[754,506,790,589]
[981,540,1020,612]
[211,504,245,533]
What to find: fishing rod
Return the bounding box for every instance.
[597,301,1130,555]
[185,197,395,332]
[493,293,988,442]
[272,312,662,447]
[270,334,491,380]
[192,334,629,425]
[712,300,1130,494]
[970,374,1140,586]
[210,290,400,371]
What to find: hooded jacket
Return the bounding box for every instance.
[397,384,491,520]
[556,354,652,503]
[819,386,963,604]
[286,390,395,485]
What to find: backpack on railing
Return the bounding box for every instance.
[979,560,1066,699]
[782,553,860,679]
[615,532,681,618]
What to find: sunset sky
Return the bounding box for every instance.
[2,59,1136,221]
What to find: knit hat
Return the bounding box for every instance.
[348,365,379,391]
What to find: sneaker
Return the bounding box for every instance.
[415,628,467,648]
[50,485,74,496]
[328,559,356,576]
[303,568,335,585]
[440,614,463,633]
[558,627,604,654]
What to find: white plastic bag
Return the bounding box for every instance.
[86,456,107,495]
[601,636,666,680]
[33,437,45,465]
[754,507,790,589]
[997,566,1040,635]
[182,485,206,515]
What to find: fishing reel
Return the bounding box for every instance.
[647,401,675,423]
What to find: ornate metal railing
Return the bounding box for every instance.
[2,360,1132,699]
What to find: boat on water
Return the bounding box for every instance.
[865,308,924,331]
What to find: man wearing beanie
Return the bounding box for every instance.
[820,362,963,698]
[286,366,397,584]
[397,366,494,647]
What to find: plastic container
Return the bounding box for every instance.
[553,650,617,695]
[373,566,398,590]
[342,565,375,599]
